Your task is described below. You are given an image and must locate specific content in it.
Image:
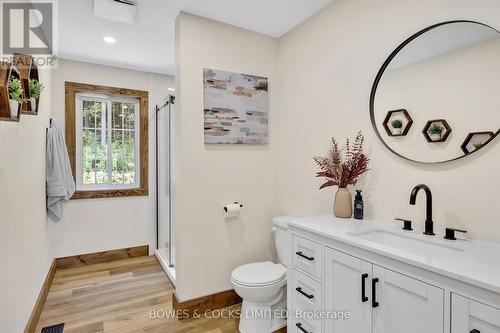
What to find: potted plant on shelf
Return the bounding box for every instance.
[391,119,403,135]
[473,141,484,151]
[8,78,26,119]
[427,123,444,141]
[29,78,44,112]
[314,132,370,218]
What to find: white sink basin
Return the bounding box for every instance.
[348,229,463,259]
[288,216,500,294]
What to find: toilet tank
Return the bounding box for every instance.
[272,217,291,267]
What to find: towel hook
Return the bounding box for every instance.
[46,118,53,135]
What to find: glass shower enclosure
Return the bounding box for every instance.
[155,95,175,283]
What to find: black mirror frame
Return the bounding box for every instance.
[369,20,500,164]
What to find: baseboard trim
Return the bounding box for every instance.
[55,245,149,269]
[23,259,57,333]
[172,289,242,319]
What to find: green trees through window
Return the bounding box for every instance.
[80,97,138,188]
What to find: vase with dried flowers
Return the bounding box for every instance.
[313,132,370,218]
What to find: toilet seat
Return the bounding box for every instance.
[231,261,286,287]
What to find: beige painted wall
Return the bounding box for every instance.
[275,0,500,242]
[0,60,173,331]
[0,69,54,333]
[174,13,278,301]
[51,59,174,257]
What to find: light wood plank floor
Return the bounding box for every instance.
[35,256,241,333]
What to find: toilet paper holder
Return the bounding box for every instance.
[224,202,243,213]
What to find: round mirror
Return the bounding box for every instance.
[370,21,500,163]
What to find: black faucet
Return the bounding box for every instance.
[409,184,435,236]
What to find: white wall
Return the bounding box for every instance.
[174,13,278,301]
[275,0,500,242]
[0,69,54,333]
[51,59,174,257]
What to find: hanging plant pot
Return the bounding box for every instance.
[429,133,442,142]
[9,99,19,119]
[30,97,37,112]
[393,127,402,135]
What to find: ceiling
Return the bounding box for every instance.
[58,0,333,75]
[182,0,333,38]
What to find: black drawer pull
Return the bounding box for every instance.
[296,287,314,299]
[296,251,314,261]
[296,323,311,333]
[372,278,379,308]
[470,330,480,333]
[361,273,368,302]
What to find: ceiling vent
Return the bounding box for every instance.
[94,0,137,24]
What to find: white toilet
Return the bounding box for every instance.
[231,217,289,333]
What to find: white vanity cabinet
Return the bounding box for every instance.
[324,248,372,333]
[291,235,324,333]
[452,294,500,333]
[292,268,323,333]
[286,217,500,333]
[323,247,444,333]
[371,265,444,333]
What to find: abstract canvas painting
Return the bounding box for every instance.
[203,68,268,144]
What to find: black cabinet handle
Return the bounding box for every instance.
[296,287,314,299]
[470,330,480,333]
[372,278,379,308]
[296,251,314,261]
[296,323,311,333]
[361,273,369,302]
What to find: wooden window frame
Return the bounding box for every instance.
[65,82,149,199]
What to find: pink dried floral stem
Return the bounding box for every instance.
[314,132,370,189]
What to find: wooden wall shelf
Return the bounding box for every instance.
[422,119,452,143]
[461,131,496,155]
[0,61,22,122]
[13,53,40,115]
[382,109,413,137]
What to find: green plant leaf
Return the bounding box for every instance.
[29,79,44,99]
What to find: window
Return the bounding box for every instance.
[66,82,148,199]
[76,94,140,190]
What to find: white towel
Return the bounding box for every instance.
[46,119,75,221]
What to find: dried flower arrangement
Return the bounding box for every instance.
[313,132,370,189]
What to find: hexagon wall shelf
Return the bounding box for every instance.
[382,109,413,137]
[461,131,496,155]
[422,119,452,143]
[13,53,40,115]
[0,62,21,122]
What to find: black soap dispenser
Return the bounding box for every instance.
[354,190,364,220]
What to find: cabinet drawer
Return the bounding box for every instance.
[470,300,500,329]
[292,268,323,333]
[293,235,322,279]
[452,293,500,332]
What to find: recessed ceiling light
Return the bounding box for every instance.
[168,88,175,91]
[103,36,116,44]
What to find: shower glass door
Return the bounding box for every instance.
[156,98,175,280]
